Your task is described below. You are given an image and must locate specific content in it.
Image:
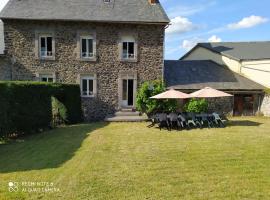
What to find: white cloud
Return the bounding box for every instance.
[228,15,268,30]
[180,35,222,51]
[180,37,203,51]
[208,35,222,42]
[166,16,197,34]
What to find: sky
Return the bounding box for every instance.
[0,0,269,59]
[160,0,270,59]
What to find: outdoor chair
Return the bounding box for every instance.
[168,113,181,131]
[200,114,212,128]
[178,114,189,129]
[213,113,226,127]
[187,113,202,128]
[157,113,169,130]
[147,114,159,128]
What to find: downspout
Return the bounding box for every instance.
[162,24,170,85]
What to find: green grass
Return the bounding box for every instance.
[0,117,270,200]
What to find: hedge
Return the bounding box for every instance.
[0,81,82,138]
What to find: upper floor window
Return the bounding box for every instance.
[120,35,137,61]
[39,35,53,58]
[123,42,135,59]
[81,36,94,59]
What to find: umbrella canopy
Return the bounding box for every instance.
[190,87,233,98]
[150,89,191,99]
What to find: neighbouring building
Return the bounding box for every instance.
[0,0,169,121]
[164,60,265,116]
[181,42,270,88]
[178,42,270,116]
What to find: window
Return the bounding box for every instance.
[81,36,94,59]
[122,42,135,59]
[41,74,54,83]
[39,35,53,58]
[104,0,110,3]
[80,76,96,97]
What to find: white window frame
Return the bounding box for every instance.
[80,36,95,59]
[122,41,135,59]
[40,74,54,83]
[80,75,96,98]
[36,72,56,83]
[120,35,137,61]
[39,34,53,58]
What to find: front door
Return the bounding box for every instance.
[122,79,134,107]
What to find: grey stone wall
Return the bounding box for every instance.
[207,97,234,116]
[261,95,270,117]
[0,55,11,80]
[3,19,165,121]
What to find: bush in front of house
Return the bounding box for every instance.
[136,80,177,115]
[184,98,208,113]
[265,88,270,96]
[0,81,82,138]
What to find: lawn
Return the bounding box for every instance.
[0,117,270,200]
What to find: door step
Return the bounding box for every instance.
[105,110,148,122]
[105,115,148,122]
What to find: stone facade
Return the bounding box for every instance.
[3,19,165,121]
[261,95,270,117]
[207,97,234,116]
[0,55,11,80]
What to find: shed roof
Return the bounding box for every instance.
[164,60,265,91]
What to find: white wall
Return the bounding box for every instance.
[241,60,270,88]
[183,46,241,73]
[183,46,270,88]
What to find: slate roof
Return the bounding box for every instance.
[0,0,169,24]
[182,42,270,61]
[164,60,265,91]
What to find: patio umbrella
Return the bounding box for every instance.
[190,87,233,98]
[150,89,191,99]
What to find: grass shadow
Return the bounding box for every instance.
[227,120,262,127]
[0,122,108,173]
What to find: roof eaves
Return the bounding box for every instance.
[0,17,170,25]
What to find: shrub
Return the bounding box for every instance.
[184,98,208,113]
[0,81,82,138]
[265,88,270,96]
[136,80,177,115]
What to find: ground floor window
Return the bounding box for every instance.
[40,74,54,83]
[36,72,55,83]
[80,75,96,97]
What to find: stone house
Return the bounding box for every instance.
[0,0,169,121]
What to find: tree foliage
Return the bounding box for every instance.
[136,80,177,115]
[184,98,208,113]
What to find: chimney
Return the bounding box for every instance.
[149,0,157,4]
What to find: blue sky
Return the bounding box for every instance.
[161,0,270,59]
[0,0,269,59]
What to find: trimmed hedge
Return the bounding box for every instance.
[0,81,82,138]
